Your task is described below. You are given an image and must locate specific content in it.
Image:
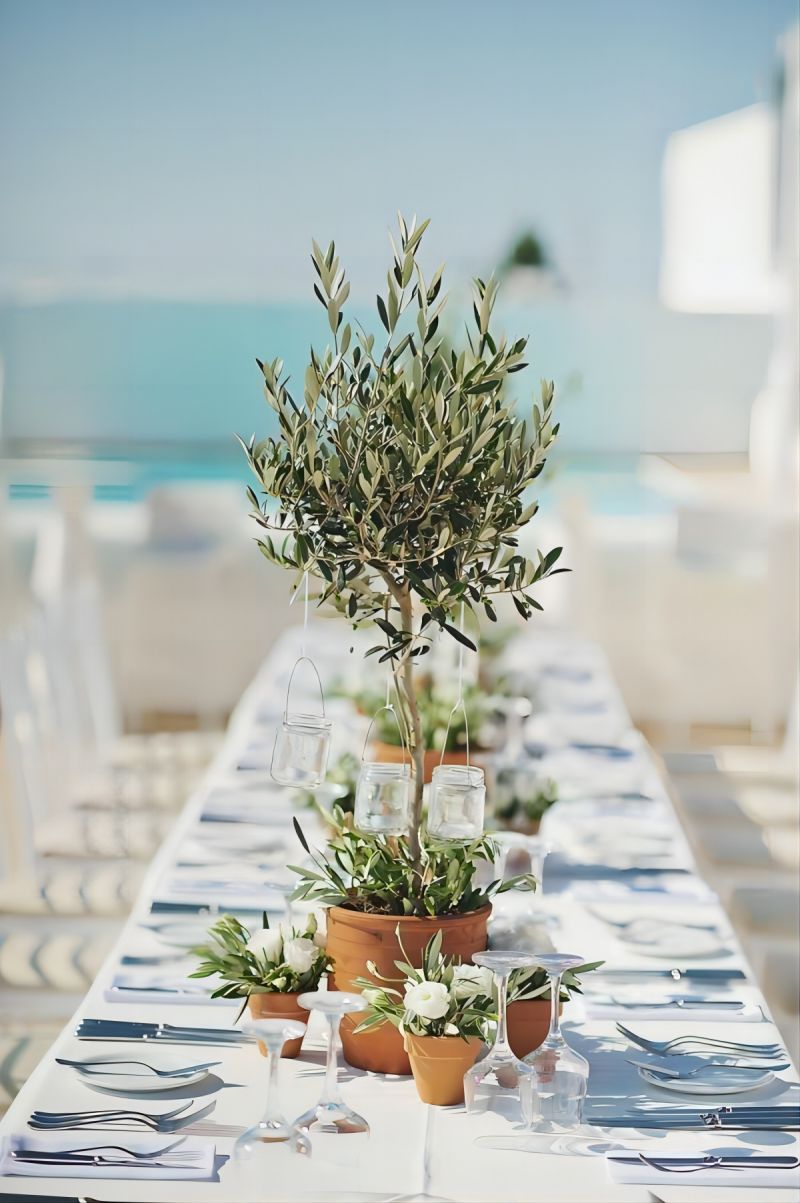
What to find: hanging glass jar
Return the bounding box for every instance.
[354,703,412,835]
[271,655,331,788]
[427,762,486,841]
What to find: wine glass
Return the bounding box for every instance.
[294,992,369,1138]
[522,953,590,1130]
[233,1018,311,1167]
[463,951,534,1120]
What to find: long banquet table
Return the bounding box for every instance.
[1,624,798,1203]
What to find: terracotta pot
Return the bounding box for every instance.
[327,904,491,1075]
[404,1033,482,1105]
[506,998,561,1060]
[369,741,482,784]
[247,992,309,1058]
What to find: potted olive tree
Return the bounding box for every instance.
[242,215,563,1072]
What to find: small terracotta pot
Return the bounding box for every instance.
[404,1033,482,1105]
[247,992,309,1058]
[506,998,561,1060]
[327,904,491,1075]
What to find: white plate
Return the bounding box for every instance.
[638,1065,775,1095]
[69,1052,214,1093]
[619,927,726,959]
[150,922,214,948]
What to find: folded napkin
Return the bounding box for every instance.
[0,1134,216,1180]
[104,974,236,1005]
[605,1148,800,1188]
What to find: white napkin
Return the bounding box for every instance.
[104,974,237,1006]
[0,1134,216,1180]
[605,1147,800,1188]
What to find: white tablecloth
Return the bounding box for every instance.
[1,625,798,1203]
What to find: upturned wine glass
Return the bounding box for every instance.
[294,992,369,1138]
[463,951,535,1120]
[522,952,590,1130]
[233,1018,311,1167]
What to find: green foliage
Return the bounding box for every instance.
[289,809,536,917]
[241,214,563,664]
[347,677,491,752]
[353,929,496,1039]
[508,960,604,1003]
[189,913,329,1002]
[492,771,559,828]
[502,230,549,271]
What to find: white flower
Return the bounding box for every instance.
[312,927,326,950]
[404,980,450,1021]
[246,927,283,964]
[272,976,287,990]
[304,913,318,937]
[360,987,383,1005]
[451,964,493,1000]
[283,937,317,975]
[444,1022,459,1036]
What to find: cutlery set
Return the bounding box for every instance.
[593,1104,800,1129]
[75,1018,252,1044]
[612,1153,800,1174]
[29,1101,217,1133]
[616,1022,786,1057]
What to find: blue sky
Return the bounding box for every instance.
[0,0,796,302]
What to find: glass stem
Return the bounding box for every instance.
[319,1015,343,1105]
[547,972,563,1043]
[494,970,512,1054]
[262,1036,283,1122]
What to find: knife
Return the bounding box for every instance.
[611,1154,799,1167]
[76,1019,250,1042]
[596,998,746,1009]
[149,900,266,916]
[598,968,747,982]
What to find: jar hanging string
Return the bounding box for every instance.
[440,601,470,766]
[288,569,310,658]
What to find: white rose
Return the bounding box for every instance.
[283,936,317,975]
[304,913,318,937]
[404,980,450,1021]
[444,1022,459,1036]
[451,964,493,1001]
[312,927,326,950]
[361,986,383,1005]
[246,927,283,964]
[272,976,287,990]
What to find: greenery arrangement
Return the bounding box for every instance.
[492,770,559,829]
[242,215,563,863]
[354,930,495,1040]
[190,913,329,1015]
[508,959,604,1004]
[350,677,491,753]
[290,810,534,917]
[501,230,549,272]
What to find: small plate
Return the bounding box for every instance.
[638,1065,775,1095]
[69,1053,213,1093]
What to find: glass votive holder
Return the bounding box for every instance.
[354,762,412,836]
[427,764,486,841]
[271,712,331,787]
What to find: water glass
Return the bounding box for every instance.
[271,712,331,787]
[427,764,486,841]
[354,761,412,835]
[522,953,590,1131]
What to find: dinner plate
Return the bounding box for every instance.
[68,1053,214,1093]
[638,1065,775,1095]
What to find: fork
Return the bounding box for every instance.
[637,1153,799,1174]
[32,1102,193,1121]
[56,1057,220,1076]
[13,1138,190,1160]
[626,1058,789,1078]
[589,909,718,934]
[31,1101,215,1132]
[616,1023,784,1056]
